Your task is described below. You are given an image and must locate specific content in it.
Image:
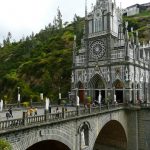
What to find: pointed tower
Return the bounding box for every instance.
[71,0,150,104]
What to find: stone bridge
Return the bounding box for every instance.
[0,104,150,150]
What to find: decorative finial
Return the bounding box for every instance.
[120,2,122,9]
[85,0,87,17]
[91,3,94,11]
[125,22,128,29]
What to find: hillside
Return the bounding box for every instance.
[0,15,84,103]
[123,10,150,41]
[0,10,149,104]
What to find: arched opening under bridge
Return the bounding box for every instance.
[93,120,127,150]
[26,140,71,150]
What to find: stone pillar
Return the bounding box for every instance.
[125,81,132,104]
[144,83,147,103]
[77,106,80,116]
[89,105,91,114]
[62,106,66,119]
[44,109,49,121]
[133,83,137,104]
[22,111,27,126]
[139,83,143,103]
[147,83,150,103]
[127,110,139,150]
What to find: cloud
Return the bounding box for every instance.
[0,0,150,43]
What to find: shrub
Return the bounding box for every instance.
[22,102,30,107]
[87,96,92,103]
[0,139,12,150]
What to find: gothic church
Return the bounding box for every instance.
[71,0,150,104]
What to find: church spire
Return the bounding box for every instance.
[125,22,129,58]
[85,0,87,18]
[135,31,139,46]
[114,0,116,6]
[130,27,134,45]
[125,22,129,41]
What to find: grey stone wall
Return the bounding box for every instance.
[0,109,129,150]
[138,109,150,150]
[1,108,150,150]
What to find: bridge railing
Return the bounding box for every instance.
[27,115,45,124]
[0,118,23,130]
[65,110,77,118]
[48,112,63,121]
[0,103,147,131]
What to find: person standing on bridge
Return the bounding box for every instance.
[56,107,59,117]
[49,103,51,113]
[8,106,13,118]
[34,107,37,116]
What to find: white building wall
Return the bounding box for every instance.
[127,7,140,16]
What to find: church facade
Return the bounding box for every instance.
[71,0,150,104]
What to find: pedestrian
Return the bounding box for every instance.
[6,112,10,119]
[56,107,59,117]
[8,106,13,118]
[49,104,51,113]
[56,107,59,112]
[65,107,67,112]
[64,103,67,112]
[29,107,33,116]
[34,107,37,116]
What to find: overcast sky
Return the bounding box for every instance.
[0,0,149,43]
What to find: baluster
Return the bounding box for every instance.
[7,121,9,128]
[36,116,38,122]
[2,122,5,129]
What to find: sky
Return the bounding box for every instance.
[0,0,150,43]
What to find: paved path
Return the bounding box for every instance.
[0,106,76,121]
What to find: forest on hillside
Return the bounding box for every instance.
[0,8,149,104]
[0,8,84,104]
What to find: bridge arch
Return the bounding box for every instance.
[93,120,127,150]
[26,140,70,150]
[15,129,73,150]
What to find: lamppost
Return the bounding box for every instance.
[17,87,20,107]
[58,76,62,105]
[58,87,61,105]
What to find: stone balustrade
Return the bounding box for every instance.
[0,103,148,132]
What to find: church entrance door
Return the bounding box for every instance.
[114,80,124,103]
[89,74,105,104]
[77,82,84,104]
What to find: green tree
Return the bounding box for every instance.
[0,139,12,150]
[56,7,63,29]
